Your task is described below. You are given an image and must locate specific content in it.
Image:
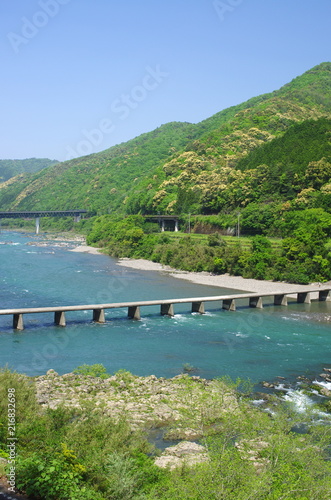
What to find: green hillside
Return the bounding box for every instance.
[237,118,331,173]
[217,117,331,206]
[0,62,331,216]
[127,63,331,215]
[0,122,198,214]
[276,61,331,111]
[0,158,58,182]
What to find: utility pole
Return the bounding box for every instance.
[237,212,240,239]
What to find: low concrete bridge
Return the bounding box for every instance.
[0,288,330,330]
[0,210,87,234]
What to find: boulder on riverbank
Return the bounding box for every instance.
[154,441,209,470]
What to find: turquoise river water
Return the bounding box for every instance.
[0,231,331,386]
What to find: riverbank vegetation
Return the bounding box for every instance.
[86,211,331,284]
[1,366,331,499]
[1,204,331,284]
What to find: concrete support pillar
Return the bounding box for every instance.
[161,303,174,316]
[274,294,288,306]
[74,215,81,223]
[93,309,106,323]
[223,299,236,311]
[249,296,263,309]
[128,306,141,320]
[13,314,24,330]
[55,311,66,327]
[35,217,40,235]
[161,219,165,232]
[319,289,331,302]
[192,301,205,314]
[174,220,179,232]
[297,292,311,304]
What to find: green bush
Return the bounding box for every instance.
[213,257,226,273]
[207,232,225,247]
[16,444,89,500]
[73,363,110,378]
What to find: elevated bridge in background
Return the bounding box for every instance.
[0,210,87,234]
[144,215,179,232]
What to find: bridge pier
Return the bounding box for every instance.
[192,301,205,314]
[319,289,331,301]
[249,296,263,308]
[128,306,141,320]
[274,294,288,306]
[13,314,24,330]
[93,309,106,323]
[223,299,236,311]
[55,311,66,327]
[297,292,311,304]
[161,304,174,316]
[35,217,40,235]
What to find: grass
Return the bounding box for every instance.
[163,231,283,249]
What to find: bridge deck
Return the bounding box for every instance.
[0,288,330,330]
[0,289,327,315]
[0,210,87,219]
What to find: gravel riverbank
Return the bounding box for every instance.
[117,258,331,298]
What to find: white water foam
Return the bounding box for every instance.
[313,380,331,391]
[252,399,266,405]
[282,388,331,419]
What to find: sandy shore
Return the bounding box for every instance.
[117,258,331,296]
[68,249,330,297]
[70,244,102,255]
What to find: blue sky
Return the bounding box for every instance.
[0,0,330,162]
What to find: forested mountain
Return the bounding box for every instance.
[0,158,58,183]
[0,123,198,213]
[0,62,331,216]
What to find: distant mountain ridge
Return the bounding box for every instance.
[0,158,58,183]
[0,62,330,215]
